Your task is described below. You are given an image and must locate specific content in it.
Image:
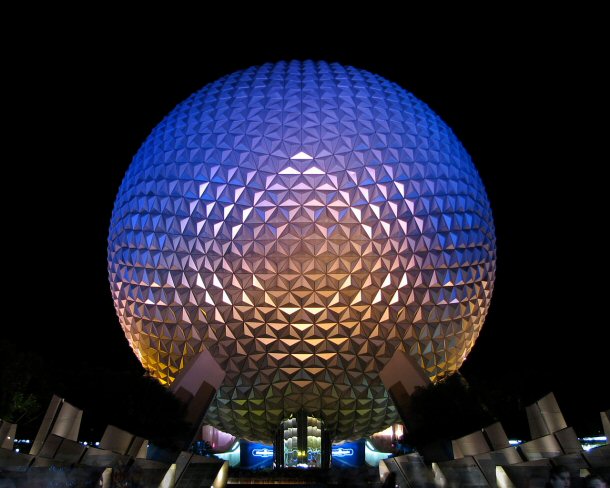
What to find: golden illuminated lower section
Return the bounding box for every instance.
[114,210,494,443]
[117,269,491,443]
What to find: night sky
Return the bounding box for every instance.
[5,17,607,437]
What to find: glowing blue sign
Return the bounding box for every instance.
[240,441,274,469]
[331,447,354,457]
[252,447,274,458]
[331,440,365,468]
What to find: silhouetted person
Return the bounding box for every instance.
[584,474,608,488]
[546,465,570,488]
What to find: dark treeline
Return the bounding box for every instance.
[0,339,189,449]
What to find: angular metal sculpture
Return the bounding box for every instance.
[108,60,496,442]
[30,395,82,457]
[0,419,16,450]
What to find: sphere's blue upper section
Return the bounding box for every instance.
[108,61,496,442]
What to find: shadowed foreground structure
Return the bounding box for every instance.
[0,393,607,486]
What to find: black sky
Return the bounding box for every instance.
[5,16,607,435]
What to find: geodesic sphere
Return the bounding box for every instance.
[108,61,496,442]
